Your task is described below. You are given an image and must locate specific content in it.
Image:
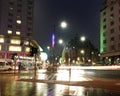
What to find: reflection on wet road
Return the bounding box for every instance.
[0,70,120,96]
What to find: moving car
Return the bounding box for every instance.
[0,61,12,71]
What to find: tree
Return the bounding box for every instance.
[64,36,99,64]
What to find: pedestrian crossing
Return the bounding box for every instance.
[46,73,56,80]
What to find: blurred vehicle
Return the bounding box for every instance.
[0,61,12,71]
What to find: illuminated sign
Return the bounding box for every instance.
[52,33,55,48]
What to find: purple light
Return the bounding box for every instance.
[52,33,55,48]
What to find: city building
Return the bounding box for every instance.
[100,0,120,64]
[0,0,41,63]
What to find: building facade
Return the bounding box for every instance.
[100,0,120,64]
[0,0,41,62]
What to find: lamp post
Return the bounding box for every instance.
[80,36,86,63]
[81,49,85,63]
[51,21,67,65]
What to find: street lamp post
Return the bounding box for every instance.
[51,21,67,66]
[81,49,85,63]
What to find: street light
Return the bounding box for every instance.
[51,21,67,65]
[80,36,86,42]
[47,46,50,50]
[52,21,67,48]
[58,39,63,44]
[81,49,85,63]
[60,21,67,29]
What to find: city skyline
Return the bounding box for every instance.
[34,0,105,50]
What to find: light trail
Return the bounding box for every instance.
[58,65,120,70]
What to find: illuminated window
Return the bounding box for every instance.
[0,45,2,50]
[16,20,21,24]
[9,7,13,10]
[25,47,30,52]
[16,31,21,35]
[10,39,20,44]
[9,46,21,51]
[7,30,12,34]
[0,38,4,43]
[24,41,29,45]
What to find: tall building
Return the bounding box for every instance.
[0,0,40,62]
[100,0,120,64]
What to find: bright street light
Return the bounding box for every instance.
[60,21,67,28]
[80,50,85,54]
[58,39,63,44]
[80,36,86,42]
[47,46,50,50]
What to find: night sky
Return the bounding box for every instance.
[33,0,105,51]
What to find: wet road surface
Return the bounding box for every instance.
[0,70,120,96]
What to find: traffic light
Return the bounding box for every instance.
[30,46,38,56]
[11,53,17,60]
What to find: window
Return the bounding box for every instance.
[24,41,29,45]
[0,38,4,43]
[16,25,21,29]
[110,37,115,41]
[16,16,21,19]
[110,14,114,19]
[103,11,106,16]
[16,20,21,24]
[103,25,106,29]
[110,29,114,34]
[10,39,20,44]
[7,30,12,34]
[110,6,113,11]
[0,45,2,50]
[103,47,106,52]
[103,39,106,44]
[25,47,30,52]
[16,31,21,35]
[9,46,21,52]
[103,18,106,22]
[110,21,114,26]
[17,9,21,12]
[9,7,13,10]
[9,2,14,5]
[8,13,13,16]
[8,25,12,28]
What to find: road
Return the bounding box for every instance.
[0,68,120,96]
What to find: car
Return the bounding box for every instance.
[0,62,12,71]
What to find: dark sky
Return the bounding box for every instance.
[33,0,105,50]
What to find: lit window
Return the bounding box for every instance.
[7,30,12,34]
[10,39,20,44]
[0,45,2,50]
[16,31,21,35]
[24,41,29,45]
[9,46,21,52]
[16,20,21,24]
[9,7,13,10]
[25,47,30,52]
[0,38,4,43]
